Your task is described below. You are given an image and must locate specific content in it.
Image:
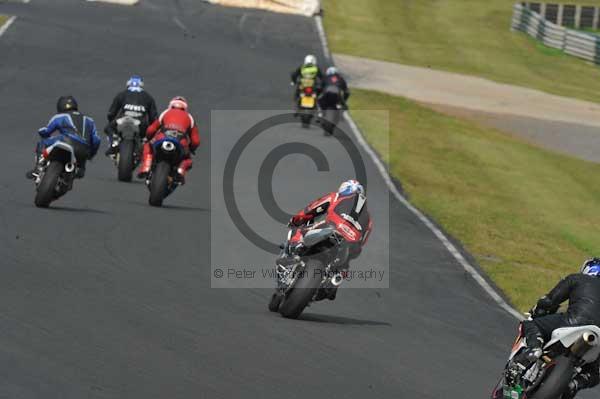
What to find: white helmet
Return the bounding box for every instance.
[338,179,364,197]
[326,66,338,76]
[304,54,317,66]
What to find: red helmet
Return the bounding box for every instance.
[169,96,188,111]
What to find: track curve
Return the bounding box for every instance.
[0,1,543,398]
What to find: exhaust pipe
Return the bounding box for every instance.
[64,163,75,173]
[331,272,344,287]
[572,331,599,357]
[583,332,598,346]
[162,141,175,152]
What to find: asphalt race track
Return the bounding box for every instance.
[0,1,563,398]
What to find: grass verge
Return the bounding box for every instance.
[350,89,600,311]
[323,0,600,103]
[0,16,7,27]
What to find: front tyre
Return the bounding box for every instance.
[117,140,135,182]
[530,356,574,399]
[34,162,63,208]
[148,161,170,207]
[279,259,324,319]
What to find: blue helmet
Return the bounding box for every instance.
[126,75,144,92]
[338,179,364,197]
[581,258,600,277]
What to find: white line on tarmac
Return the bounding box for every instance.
[0,16,17,39]
[314,15,523,321]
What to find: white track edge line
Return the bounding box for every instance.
[313,16,523,321]
[0,16,17,38]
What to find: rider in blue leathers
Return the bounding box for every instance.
[26,96,100,179]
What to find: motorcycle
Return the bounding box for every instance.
[295,77,319,128]
[33,137,82,208]
[109,116,142,182]
[268,214,354,319]
[145,131,186,207]
[492,316,600,399]
[318,85,345,136]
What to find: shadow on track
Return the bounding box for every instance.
[298,312,391,327]
[49,206,108,214]
[162,205,210,212]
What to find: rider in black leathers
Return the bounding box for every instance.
[520,258,600,398]
[104,75,158,156]
[319,66,350,109]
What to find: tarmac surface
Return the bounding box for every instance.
[0,1,570,398]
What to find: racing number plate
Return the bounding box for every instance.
[301,96,315,108]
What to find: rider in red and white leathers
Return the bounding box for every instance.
[288,180,373,299]
[138,96,200,183]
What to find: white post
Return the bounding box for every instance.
[540,3,546,18]
[557,4,564,26]
[594,7,600,30]
[575,5,582,29]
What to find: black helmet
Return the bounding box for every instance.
[56,96,78,113]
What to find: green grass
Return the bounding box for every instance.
[350,89,600,311]
[323,0,600,103]
[0,16,7,26]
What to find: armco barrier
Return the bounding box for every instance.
[512,2,600,64]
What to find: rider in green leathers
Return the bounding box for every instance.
[290,54,324,103]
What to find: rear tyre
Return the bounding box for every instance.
[530,356,574,399]
[300,113,312,128]
[149,161,170,207]
[34,162,63,208]
[268,292,283,312]
[279,259,324,319]
[117,140,135,182]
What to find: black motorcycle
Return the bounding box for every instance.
[108,116,142,182]
[318,85,345,136]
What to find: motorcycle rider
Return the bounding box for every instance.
[287,179,372,300]
[319,66,350,109]
[26,96,100,180]
[137,96,200,184]
[290,54,324,103]
[516,258,600,398]
[104,75,158,156]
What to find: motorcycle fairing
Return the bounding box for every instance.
[546,325,600,362]
[45,140,77,166]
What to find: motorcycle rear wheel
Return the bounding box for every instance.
[268,292,283,312]
[34,162,63,208]
[117,140,135,182]
[279,259,324,319]
[149,161,170,207]
[529,356,574,399]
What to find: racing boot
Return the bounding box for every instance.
[105,135,120,157]
[137,143,153,179]
[25,155,44,180]
[174,158,193,186]
[513,336,544,370]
